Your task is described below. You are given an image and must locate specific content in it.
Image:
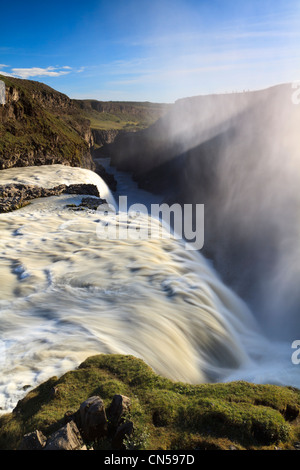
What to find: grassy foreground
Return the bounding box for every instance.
[0,354,300,450]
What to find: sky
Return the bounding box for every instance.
[0,0,300,102]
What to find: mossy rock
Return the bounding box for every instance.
[0,354,300,450]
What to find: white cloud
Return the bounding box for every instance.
[0,70,15,77]
[0,65,86,79]
[11,66,71,79]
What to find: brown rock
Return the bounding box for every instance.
[78,396,108,442]
[44,420,85,450]
[18,430,47,450]
[107,394,131,428]
[112,421,134,450]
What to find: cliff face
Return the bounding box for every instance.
[75,99,170,123]
[107,84,300,337]
[75,99,171,147]
[92,128,121,147]
[0,75,170,187]
[0,75,95,170]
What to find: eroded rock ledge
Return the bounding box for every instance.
[0,183,102,213]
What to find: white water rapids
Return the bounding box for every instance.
[0,164,298,413]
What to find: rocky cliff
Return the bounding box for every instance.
[74,99,170,125]
[0,76,169,171]
[0,75,95,170]
[92,128,121,147]
[75,99,171,148]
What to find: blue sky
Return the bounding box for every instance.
[0,0,300,102]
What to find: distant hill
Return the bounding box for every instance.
[74,99,171,152]
[74,99,170,132]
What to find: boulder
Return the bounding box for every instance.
[112,421,134,450]
[44,420,86,450]
[67,196,106,211]
[78,396,108,441]
[107,394,131,428]
[18,430,47,450]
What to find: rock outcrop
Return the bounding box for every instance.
[0,182,101,213]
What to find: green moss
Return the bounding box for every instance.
[0,354,299,450]
[178,398,290,445]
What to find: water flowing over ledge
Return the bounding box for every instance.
[0,165,297,413]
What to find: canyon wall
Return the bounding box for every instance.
[106,84,300,338]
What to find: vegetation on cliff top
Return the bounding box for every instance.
[74,99,170,132]
[0,354,299,450]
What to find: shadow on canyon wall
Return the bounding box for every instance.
[104,84,300,340]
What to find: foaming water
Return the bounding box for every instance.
[0,165,297,412]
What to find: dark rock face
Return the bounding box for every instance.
[112,421,134,450]
[18,430,47,450]
[94,161,117,191]
[62,184,100,197]
[92,129,121,148]
[0,182,100,213]
[106,84,300,338]
[107,394,131,428]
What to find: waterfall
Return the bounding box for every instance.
[0,164,298,413]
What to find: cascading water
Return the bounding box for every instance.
[0,163,298,414]
[107,84,300,343]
